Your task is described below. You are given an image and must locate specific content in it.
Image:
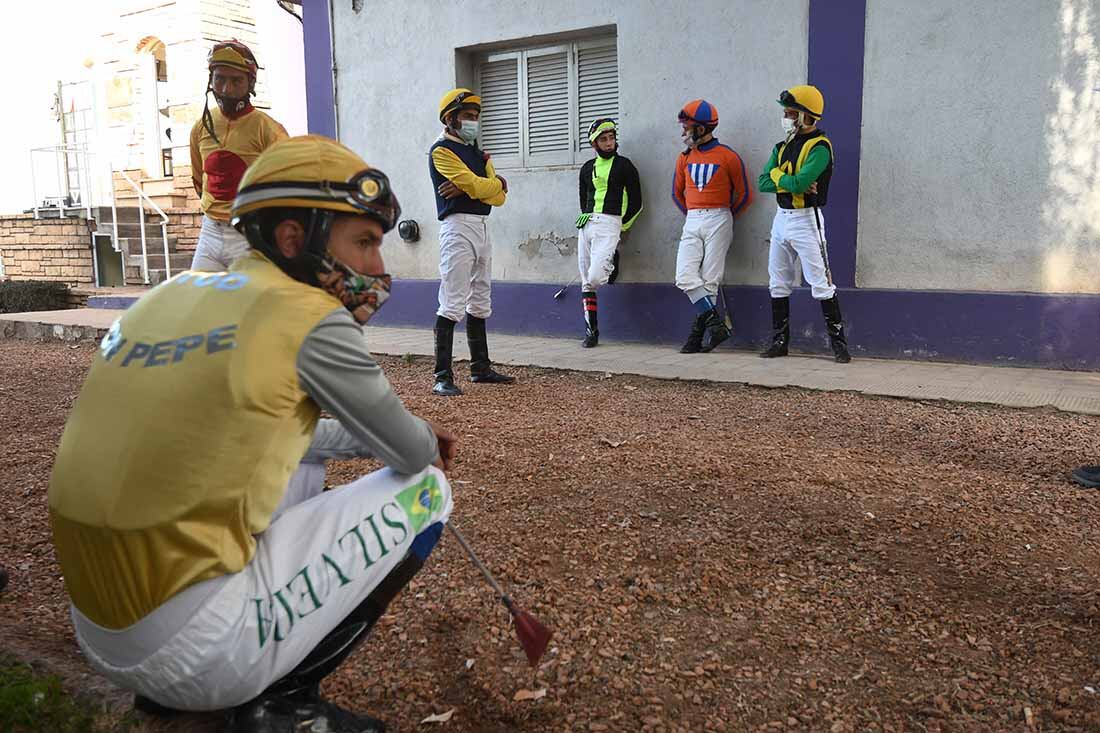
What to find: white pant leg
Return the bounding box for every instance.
[191,216,250,272]
[78,466,453,711]
[580,214,622,292]
[786,209,835,300]
[698,209,733,299]
[467,217,492,319]
[436,216,476,322]
[270,463,326,520]
[767,210,801,298]
[577,221,593,289]
[675,213,706,298]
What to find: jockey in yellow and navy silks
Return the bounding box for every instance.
[189,40,288,272]
[427,87,514,396]
[49,135,456,733]
[758,85,851,363]
[575,117,643,347]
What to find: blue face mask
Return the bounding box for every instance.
[458,120,479,144]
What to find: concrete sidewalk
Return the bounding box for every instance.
[3,308,1100,415]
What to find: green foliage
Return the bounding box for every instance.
[0,659,102,733]
[0,658,149,732]
[0,281,69,314]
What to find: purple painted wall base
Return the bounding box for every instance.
[372,280,1100,371]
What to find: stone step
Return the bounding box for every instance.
[94,206,144,224]
[118,235,180,256]
[140,177,179,197]
[126,252,192,272]
[150,194,188,210]
[114,190,187,211]
[124,264,144,286]
[106,222,170,240]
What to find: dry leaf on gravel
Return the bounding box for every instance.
[6,343,1100,733]
[513,688,548,702]
[421,709,456,724]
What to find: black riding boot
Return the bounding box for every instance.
[699,309,730,353]
[432,315,463,396]
[679,313,707,353]
[227,547,433,733]
[467,315,515,383]
[820,295,851,363]
[581,290,598,348]
[760,297,790,358]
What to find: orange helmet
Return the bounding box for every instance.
[678,99,719,128]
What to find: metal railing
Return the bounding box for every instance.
[28,142,177,286]
[118,171,171,285]
[30,143,127,287]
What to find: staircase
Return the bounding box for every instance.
[114,175,188,211]
[94,206,191,286]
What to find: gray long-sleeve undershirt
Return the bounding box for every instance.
[296,309,439,473]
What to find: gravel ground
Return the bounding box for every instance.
[2,339,1100,732]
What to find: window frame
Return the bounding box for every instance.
[474,35,618,171]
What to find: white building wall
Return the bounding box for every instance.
[254,0,307,136]
[857,0,1100,293]
[332,0,807,284]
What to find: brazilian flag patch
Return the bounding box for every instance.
[396,473,444,534]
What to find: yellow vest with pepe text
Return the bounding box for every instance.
[48,252,342,629]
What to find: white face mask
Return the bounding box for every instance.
[458,120,479,144]
[782,116,798,134]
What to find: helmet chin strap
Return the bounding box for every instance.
[202,67,256,142]
[241,209,336,287]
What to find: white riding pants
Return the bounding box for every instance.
[577,213,622,292]
[190,215,251,272]
[72,465,453,711]
[675,208,733,303]
[437,213,492,322]
[767,207,835,300]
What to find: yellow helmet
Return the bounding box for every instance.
[208,40,259,79]
[232,135,400,231]
[778,85,825,119]
[438,88,481,124]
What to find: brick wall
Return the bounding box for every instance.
[0,215,95,286]
[171,162,202,211]
[168,162,203,252]
[167,208,203,252]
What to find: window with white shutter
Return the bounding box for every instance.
[473,33,617,169]
[524,47,572,165]
[576,39,619,154]
[477,54,521,167]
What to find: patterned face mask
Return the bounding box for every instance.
[315,254,392,325]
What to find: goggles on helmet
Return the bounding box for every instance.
[232,169,401,232]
